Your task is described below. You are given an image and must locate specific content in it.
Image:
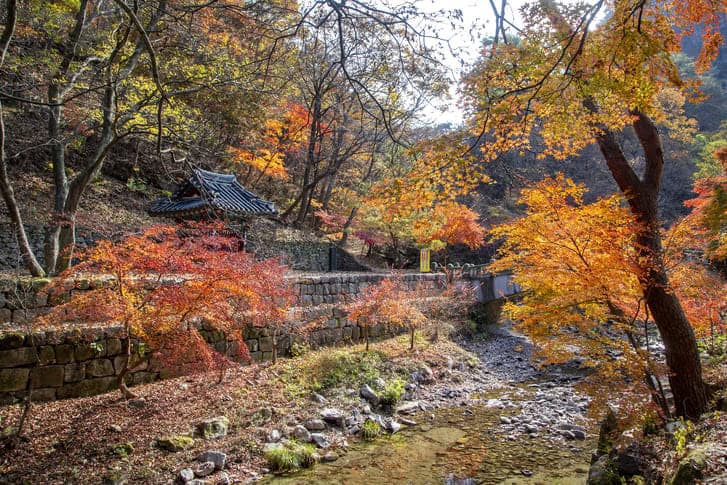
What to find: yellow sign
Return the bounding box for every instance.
[420,248,431,273]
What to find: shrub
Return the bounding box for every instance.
[361,419,383,441]
[379,377,406,405]
[264,442,318,472]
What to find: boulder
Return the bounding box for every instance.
[179,468,195,483]
[196,416,229,439]
[304,419,326,431]
[671,447,707,485]
[311,433,330,449]
[197,450,227,470]
[194,462,216,478]
[156,435,194,452]
[360,384,380,406]
[395,401,420,415]
[293,425,312,442]
[321,408,345,427]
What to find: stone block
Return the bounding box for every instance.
[261,351,273,362]
[331,328,343,342]
[0,292,6,308]
[249,351,262,361]
[0,332,25,350]
[0,347,37,367]
[342,327,353,340]
[245,339,258,352]
[30,388,56,402]
[30,365,65,388]
[75,342,101,361]
[38,345,55,365]
[34,291,48,307]
[55,344,74,364]
[113,355,147,374]
[259,337,273,352]
[86,359,114,377]
[0,308,11,322]
[64,363,85,383]
[56,377,117,399]
[0,368,29,391]
[105,338,122,356]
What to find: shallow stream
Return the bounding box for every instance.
[267,386,593,485]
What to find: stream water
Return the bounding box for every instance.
[266,386,593,485]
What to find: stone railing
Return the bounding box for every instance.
[0,272,446,404]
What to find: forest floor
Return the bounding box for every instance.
[0,325,724,484]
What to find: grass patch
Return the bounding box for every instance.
[379,377,406,405]
[264,442,318,472]
[361,419,383,441]
[281,348,388,399]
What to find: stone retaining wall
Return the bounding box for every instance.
[0,272,446,404]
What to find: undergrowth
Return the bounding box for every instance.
[280,348,388,399]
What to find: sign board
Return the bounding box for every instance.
[419,248,431,273]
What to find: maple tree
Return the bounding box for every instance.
[38,224,292,398]
[347,276,426,351]
[439,0,727,419]
[488,176,676,410]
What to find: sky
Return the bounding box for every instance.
[415,0,529,125]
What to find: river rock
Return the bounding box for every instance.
[179,468,195,483]
[312,392,327,404]
[321,408,345,427]
[395,401,420,415]
[197,450,227,470]
[311,433,330,449]
[216,472,231,485]
[293,425,312,442]
[373,377,386,389]
[322,452,338,462]
[304,419,326,431]
[267,429,282,442]
[194,461,215,477]
[384,417,402,434]
[360,384,380,406]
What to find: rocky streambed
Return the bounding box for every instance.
[258,326,596,484]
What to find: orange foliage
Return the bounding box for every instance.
[347,276,426,351]
[229,102,311,181]
[39,223,292,397]
[413,201,486,250]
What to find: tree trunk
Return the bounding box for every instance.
[0,0,45,276]
[592,108,708,418]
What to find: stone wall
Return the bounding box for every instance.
[0,224,101,272]
[1,225,369,272]
[0,272,446,404]
[247,239,369,272]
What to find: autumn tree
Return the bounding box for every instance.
[446,0,726,418]
[489,176,670,411]
[347,276,426,351]
[38,224,292,398]
[0,0,294,275]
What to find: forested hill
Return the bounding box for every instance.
[1,1,726,273]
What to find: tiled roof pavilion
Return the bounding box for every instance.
[149,169,277,218]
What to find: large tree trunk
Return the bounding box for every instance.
[593,108,708,419]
